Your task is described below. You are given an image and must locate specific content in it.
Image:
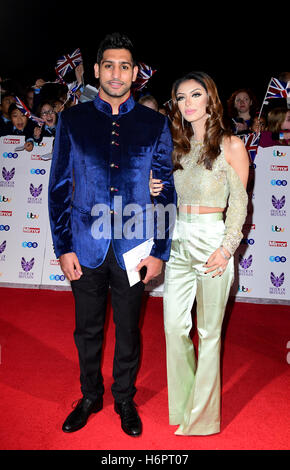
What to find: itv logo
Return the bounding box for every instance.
[273,150,287,157]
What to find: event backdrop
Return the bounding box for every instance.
[0,136,289,302]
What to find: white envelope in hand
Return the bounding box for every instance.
[123,238,154,287]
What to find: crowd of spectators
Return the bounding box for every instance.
[1,68,289,148]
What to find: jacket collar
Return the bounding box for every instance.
[93,92,135,117]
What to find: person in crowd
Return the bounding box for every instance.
[227,88,258,135]
[48,32,176,438]
[25,87,34,111]
[260,107,290,147]
[0,92,15,135]
[33,101,58,142]
[5,102,35,151]
[250,114,267,133]
[138,94,159,111]
[160,71,248,435]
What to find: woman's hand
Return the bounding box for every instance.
[149,170,163,196]
[203,247,230,277]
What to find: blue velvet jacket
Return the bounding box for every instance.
[48,94,176,269]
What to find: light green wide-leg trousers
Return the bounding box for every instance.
[163,212,234,435]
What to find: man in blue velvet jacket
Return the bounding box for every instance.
[48,32,176,437]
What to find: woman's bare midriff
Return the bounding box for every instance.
[179,204,224,214]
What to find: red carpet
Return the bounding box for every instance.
[0,286,289,451]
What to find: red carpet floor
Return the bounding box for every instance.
[0,286,289,451]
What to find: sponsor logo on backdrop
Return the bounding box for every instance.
[0,195,11,203]
[239,254,253,277]
[0,224,10,230]
[22,241,38,248]
[31,154,42,160]
[27,212,39,219]
[27,184,42,204]
[240,238,255,245]
[271,179,287,186]
[3,138,21,145]
[0,211,12,216]
[271,195,286,216]
[269,256,287,262]
[243,223,256,230]
[238,285,252,293]
[49,274,65,281]
[33,142,46,147]
[271,225,285,232]
[273,150,287,157]
[269,241,287,247]
[19,257,34,279]
[50,259,60,266]
[269,272,285,295]
[23,227,40,234]
[30,169,46,175]
[271,165,288,172]
[2,152,18,159]
[0,167,15,187]
[0,240,6,261]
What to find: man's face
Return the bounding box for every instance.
[94,48,138,101]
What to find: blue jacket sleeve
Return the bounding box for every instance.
[150,117,177,261]
[48,113,74,258]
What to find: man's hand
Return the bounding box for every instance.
[136,256,163,284]
[59,252,83,281]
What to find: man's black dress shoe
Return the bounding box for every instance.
[114,400,142,436]
[62,397,103,433]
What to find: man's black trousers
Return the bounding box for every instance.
[70,243,145,402]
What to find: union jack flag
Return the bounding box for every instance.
[241,132,261,161]
[14,96,45,127]
[266,77,290,100]
[132,62,157,93]
[67,81,82,105]
[55,48,83,78]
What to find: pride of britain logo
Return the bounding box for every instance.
[269,272,285,295]
[27,184,43,204]
[0,167,15,188]
[19,257,34,279]
[271,195,286,216]
[239,254,253,276]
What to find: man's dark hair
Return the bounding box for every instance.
[96,32,136,65]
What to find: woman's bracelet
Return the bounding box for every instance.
[219,246,231,260]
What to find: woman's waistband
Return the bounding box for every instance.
[177,209,224,223]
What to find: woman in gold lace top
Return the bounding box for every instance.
[162,72,249,436]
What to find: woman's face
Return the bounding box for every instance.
[40,104,57,127]
[234,92,252,113]
[282,111,290,131]
[176,79,208,125]
[11,109,28,130]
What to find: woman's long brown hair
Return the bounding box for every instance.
[170,71,231,171]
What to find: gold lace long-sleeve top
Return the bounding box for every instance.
[173,140,248,255]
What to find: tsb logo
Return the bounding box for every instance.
[2,152,18,159]
[271,179,287,186]
[269,256,286,262]
[49,274,65,281]
[22,241,38,248]
[30,169,46,175]
[240,238,255,245]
